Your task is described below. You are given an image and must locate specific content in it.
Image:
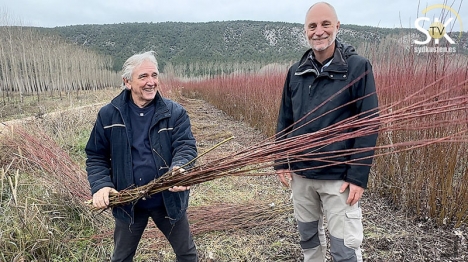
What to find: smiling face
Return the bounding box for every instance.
[304,3,340,60]
[123,60,159,108]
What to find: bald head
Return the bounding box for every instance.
[306,2,339,24]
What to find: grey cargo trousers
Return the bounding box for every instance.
[291,174,364,262]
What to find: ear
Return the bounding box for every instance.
[336,21,340,30]
[123,77,132,90]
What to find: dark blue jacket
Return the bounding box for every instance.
[86,89,197,224]
[275,40,379,188]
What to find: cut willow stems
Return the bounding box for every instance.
[91,202,294,239]
[91,72,468,210]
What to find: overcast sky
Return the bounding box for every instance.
[1,0,466,31]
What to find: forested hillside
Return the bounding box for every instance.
[46,22,405,73]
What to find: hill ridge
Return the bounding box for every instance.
[44,21,467,72]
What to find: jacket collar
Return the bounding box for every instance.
[295,39,354,76]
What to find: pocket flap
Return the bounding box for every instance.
[345,208,362,219]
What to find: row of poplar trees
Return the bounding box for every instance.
[0,24,120,104]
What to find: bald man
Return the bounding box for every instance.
[275,2,379,261]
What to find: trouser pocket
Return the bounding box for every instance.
[344,207,364,249]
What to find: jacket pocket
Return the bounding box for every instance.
[344,207,364,249]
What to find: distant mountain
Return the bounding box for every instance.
[44,21,467,73]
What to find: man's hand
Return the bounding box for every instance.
[168,166,191,192]
[340,182,364,206]
[92,186,118,209]
[276,169,292,188]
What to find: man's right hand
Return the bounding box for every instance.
[92,187,118,209]
[276,169,292,188]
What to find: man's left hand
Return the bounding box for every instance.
[340,182,364,206]
[168,166,191,192]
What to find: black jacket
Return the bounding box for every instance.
[275,40,379,188]
[86,90,197,224]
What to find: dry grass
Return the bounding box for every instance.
[0,166,112,261]
[0,88,120,123]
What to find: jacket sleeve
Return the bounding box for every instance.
[85,110,114,195]
[345,60,379,188]
[169,106,197,170]
[274,67,295,170]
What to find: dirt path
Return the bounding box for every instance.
[178,96,467,261]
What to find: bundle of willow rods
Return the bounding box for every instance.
[181,202,294,235]
[95,74,468,210]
